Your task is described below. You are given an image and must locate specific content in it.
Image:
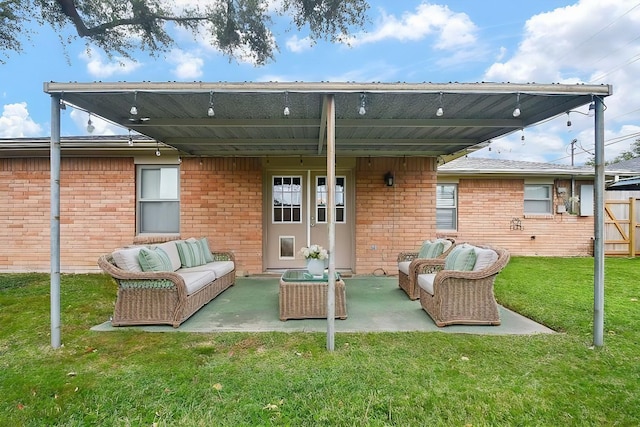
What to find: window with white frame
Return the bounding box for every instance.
[272,176,302,223]
[524,184,552,214]
[436,184,457,230]
[137,165,180,233]
[315,176,346,223]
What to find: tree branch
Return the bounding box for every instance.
[55,0,208,37]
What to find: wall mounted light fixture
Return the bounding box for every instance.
[384,171,394,187]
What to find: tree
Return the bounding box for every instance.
[1,0,369,64]
[585,138,640,166]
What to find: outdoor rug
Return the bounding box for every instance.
[92,276,555,335]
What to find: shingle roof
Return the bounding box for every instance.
[438,156,596,176]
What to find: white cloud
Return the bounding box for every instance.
[345,3,477,49]
[0,103,42,137]
[80,50,142,79]
[168,49,205,79]
[286,35,314,53]
[480,0,640,164]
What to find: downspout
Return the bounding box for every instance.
[50,95,61,349]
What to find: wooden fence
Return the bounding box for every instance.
[604,197,640,256]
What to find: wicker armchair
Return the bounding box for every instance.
[397,238,456,300]
[415,245,510,327]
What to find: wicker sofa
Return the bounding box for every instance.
[98,238,235,328]
[414,244,510,327]
[397,238,456,300]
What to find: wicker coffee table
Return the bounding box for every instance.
[279,269,347,321]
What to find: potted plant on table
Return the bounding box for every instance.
[300,244,328,276]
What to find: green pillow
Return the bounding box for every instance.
[444,245,477,271]
[138,247,173,272]
[418,241,444,258]
[196,237,215,263]
[176,240,207,268]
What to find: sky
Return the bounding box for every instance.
[1,0,640,166]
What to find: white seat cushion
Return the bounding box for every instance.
[179,261,235,278]
[398,261,411,275]
[178,270,217,295]
[417,273,436,295]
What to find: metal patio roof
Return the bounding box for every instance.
[43,81,612,158]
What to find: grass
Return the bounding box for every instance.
[1,257,640,426]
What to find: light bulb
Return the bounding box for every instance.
[86,118,95,133]
[207,106,215,117]
[588,102,595,117]
[155,149,161,157]
[512,107,521,117]
[283,106,290,116]
[130,105,138,116]
[359,105,366,116]
[436,107,444,117]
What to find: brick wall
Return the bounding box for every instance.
[452,178,594,256]
[0,157,135,272]
[355,157,437,275]
[178,157,263,276]
[0,156,594,274]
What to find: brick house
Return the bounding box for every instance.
[1,81,612,274]
[437,156,604,257]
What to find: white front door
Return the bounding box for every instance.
[265,170,353,271]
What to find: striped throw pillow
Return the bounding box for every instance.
[176,240,207,268]
[444,245,477,271]
[138,247,173,272]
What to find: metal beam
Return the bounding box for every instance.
[50,95,61,349]
[326,94,336,352]
[593,96,605,347]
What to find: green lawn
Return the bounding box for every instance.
[1,257,639,426]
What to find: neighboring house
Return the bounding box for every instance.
[437,156,609,256]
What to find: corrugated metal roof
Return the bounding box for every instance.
[43,81,612,158]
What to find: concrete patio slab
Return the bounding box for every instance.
[92,276,555,335]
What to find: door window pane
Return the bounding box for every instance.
[316,176,346,223]
[273,176,302,223]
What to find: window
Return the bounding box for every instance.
[316,176,346,223]
[524,184,552,214]
[273,176,302,223]
[137,165,180,233]
[436,184,457,230]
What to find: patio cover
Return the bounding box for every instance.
[44,81,611,158]
[43,81,612,350]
